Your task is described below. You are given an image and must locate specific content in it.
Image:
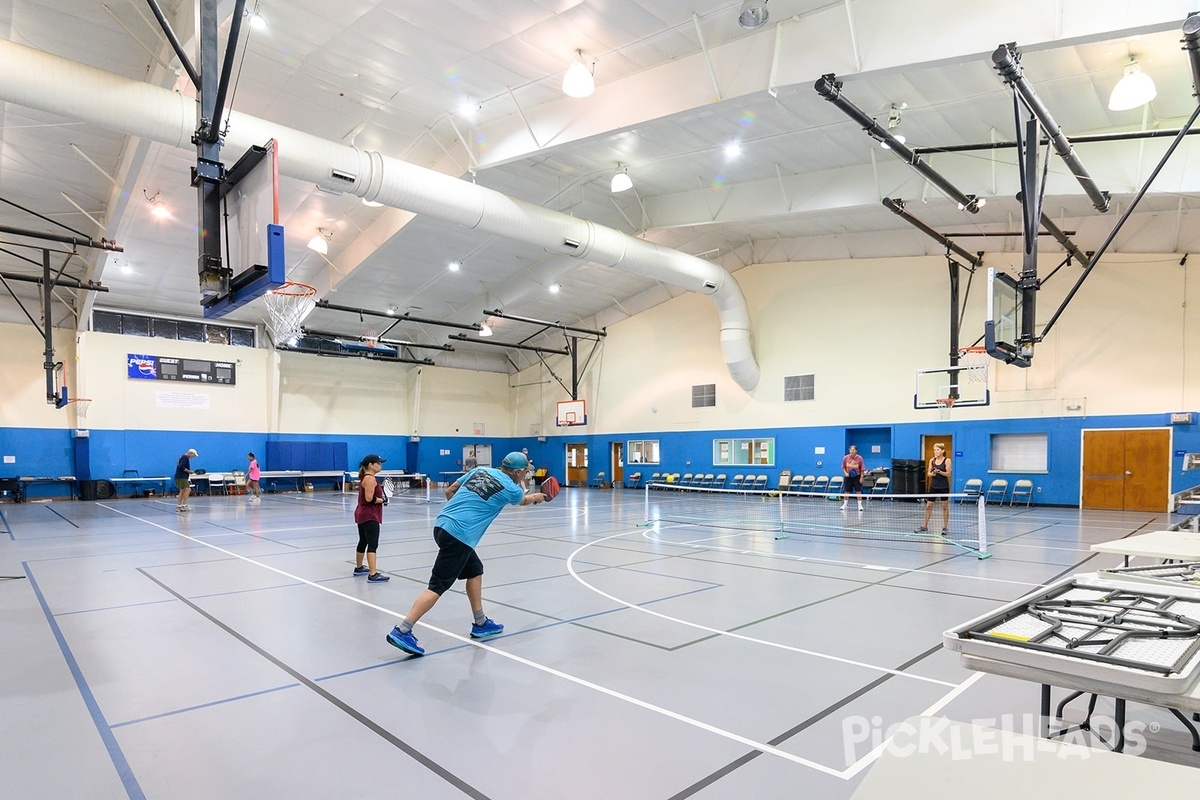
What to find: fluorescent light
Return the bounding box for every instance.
[562,52,594,98]
[448,260,461,272]
[611,165,633,193]
[1108,62,1157,111]
[361,198,383,207]
[479,323,493,337]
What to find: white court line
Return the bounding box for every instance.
[567,530,958,688]
[94,505,846,777]
[839,672,986,780]
[649,526,1044,589]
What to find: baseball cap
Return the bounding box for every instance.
[186,448,198,457]
[501,452,529,470]
[360,454,386,467]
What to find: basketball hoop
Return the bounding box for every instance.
[936,396,955,420]
[957,346,989,384]
[263,281,317,346]
[66,398,91,419]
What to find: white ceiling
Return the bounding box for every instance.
[2,1,1200,372]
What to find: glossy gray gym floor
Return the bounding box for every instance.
[2,487,1196,799]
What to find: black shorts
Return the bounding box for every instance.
[428,526,484,595]
[844,474,862,492]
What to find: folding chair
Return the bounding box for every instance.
[751,474,767,491]
[794,474,815,492]
[697,473,715,489]
[827,475,844,497]
[1009,479,1034,507]
[777,469,793,492]
[985,478,1009,504]
[588,471,606,488]
[648,472,661,488]
[625,472,643,489]
[870,476,890,497]
[679,473,694,488]
[711,473,727,488]
[811,475,829,494]
[729,474,745,491]
[960,478,984,503]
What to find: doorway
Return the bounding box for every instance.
[920,434,954,494]
[462,444,491,468]
[610,441,623,487]
[565,443,588,487]
[1082,429,1171,512]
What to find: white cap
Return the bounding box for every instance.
[186,448,198,457]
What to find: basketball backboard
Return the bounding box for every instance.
[203,141,286,318]
[556,399,587,426]
[914,358,990,409]
[985,268,1033,367]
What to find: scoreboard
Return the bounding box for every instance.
[128,354,236,385]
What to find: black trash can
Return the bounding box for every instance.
[80,479,116,501]
[79,479,97,501]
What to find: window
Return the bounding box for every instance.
[713,437,775,466]
[628,440,660,465]
[692,384,716,408]
[989,433,1048,472]
[93,309,256,348]
[784,374,814,402]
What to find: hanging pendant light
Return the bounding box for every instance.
[562,51,594,98]
[1108,61,1157,111]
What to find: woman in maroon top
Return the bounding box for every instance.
[353,454,390,582]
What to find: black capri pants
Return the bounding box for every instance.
[427,526,484,595]
[356,520,381,553]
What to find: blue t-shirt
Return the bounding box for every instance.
[436,467,526,548]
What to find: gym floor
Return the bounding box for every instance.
[2,486,1197,799]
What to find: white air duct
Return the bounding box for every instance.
[0,39,760,392]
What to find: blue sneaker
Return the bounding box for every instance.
[353,566,369,576]
[367,572,390,583]
[470,618,504,638]
[386,627,424,656]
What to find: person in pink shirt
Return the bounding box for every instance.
[840,444,866,512]
[246,452,262,502]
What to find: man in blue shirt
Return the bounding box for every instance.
[387,451,548,656]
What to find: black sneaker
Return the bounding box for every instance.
[367,572,390,583]
[353,566,369,577]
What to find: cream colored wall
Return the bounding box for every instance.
[514,252,1199,432]
[0,322,77,428]
[276,351,411,434]
[414,365,513,436]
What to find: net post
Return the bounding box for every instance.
[975,494,988,558]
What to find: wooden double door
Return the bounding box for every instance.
[1081,429,1170,512]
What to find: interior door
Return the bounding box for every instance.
[1082,429,1170,512]
[611,442,623,486]
[566,443,587,487]
[1082,431,1125,510]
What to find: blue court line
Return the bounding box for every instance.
[0,505,12,540]
[24,563,146,800]
[45,503,81,528]
[111,682,301,728]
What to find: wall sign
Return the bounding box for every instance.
[128,354,236,385]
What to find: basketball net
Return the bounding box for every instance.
[936,396,955,420]
[958,346,989,384]
[67,398,91,419]
[263,281,317,346]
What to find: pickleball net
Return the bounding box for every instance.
[642,483,989,558]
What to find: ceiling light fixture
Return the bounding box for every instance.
[562,50,595,98]
[724,141,742,158]
[1108,60,1157,111]
[448,260,461,272]
[245,7,267,31]
[611,164,633,193]
[548,282,561,294]
[479,322,493,337]
[307,228,331,255]
[361,198,383,207]
[143,190,170,219]
[737,0,769,29]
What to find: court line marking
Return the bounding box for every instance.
[566,530,959,689]
[93,505,845,777]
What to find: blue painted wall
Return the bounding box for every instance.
[3,413,1199,505]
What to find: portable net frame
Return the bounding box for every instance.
[263,281,317,346]
[642,483,989,558]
